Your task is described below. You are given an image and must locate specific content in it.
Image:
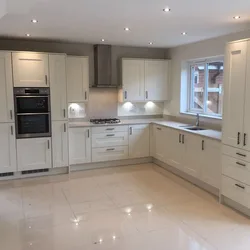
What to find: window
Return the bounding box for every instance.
[188,57,224,117]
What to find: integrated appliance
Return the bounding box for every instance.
[14,87,51,139]
[90,118,121,125]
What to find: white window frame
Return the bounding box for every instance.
[187,56,224,118]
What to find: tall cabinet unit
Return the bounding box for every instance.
[66,56,89,103]
[49,54,69,168]
[0,52,16,174]
[222,39,250,213]
[12,52,49,87]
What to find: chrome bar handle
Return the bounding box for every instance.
[87,129,90,138]
[124,91,127,99]
[130,127,132,135]
[47,140,50,149]
[10,125,13,135]
[45,75,48,85]
[85,91,87,100]
[237,132,240,145]
[146,91,148,99]
[63,109,66,118]
[64,123,66,132]
[244,133,247,146]
[10,110,13,120]
[202,140,204,151]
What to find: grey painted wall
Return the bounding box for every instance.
[0,38,167,118]
[0,38,167,86]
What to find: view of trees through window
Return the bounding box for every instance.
[189,59,223,116]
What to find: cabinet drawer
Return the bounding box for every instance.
[92,132,128,148]
[129,124,149,130]
[92,125,128,134]
[92,146,128,162]
[222,175,250,208]
[222,155,250,185]
[222,145,250,162]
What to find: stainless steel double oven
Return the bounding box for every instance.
[14,87,51,139]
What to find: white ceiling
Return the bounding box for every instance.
[0,0,250,47]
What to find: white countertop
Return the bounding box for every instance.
[69,119,222,141]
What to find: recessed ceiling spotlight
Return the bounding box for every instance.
[163,7,171,12]
[101,39,105,42]
[31,19,38,23]
[181,32,187,35]
[26,33,31,37]
[149,42,153,45]
[233,16,241,19]
[124,27,130,31]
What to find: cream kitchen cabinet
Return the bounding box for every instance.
[129,124,150,159]
[222,40,248,149]
[49,54,68,121]
[0,123,17,174]
[119,58,170,102]
[69,127,91,165]
[120,59,145,102]
[154,125,167,162]
[17,138,52,171]
[66,56,89,103]
[0,52,14,123]
[12,52,49,87]
[52,121,69,168]
[201,138,221,188]
[144,60,169,101]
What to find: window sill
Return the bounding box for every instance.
[180,111,222,120]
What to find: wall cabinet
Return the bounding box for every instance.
[0,123,16,174]
[129,124,150,158]
[49,54,68,121]
[145,60,169,101]
[0,52,14,123]
[52,121,69,168]
[12,52,49,87]
[119,58,170,102]
[66,56,89,103]
[121,59,145,102]
[69,127,91,165]
[17,138,52,171]
[222,40,249,149]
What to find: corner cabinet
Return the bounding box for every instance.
[129,124,150,158]
[119,58,170,102]
[49,54,68,121]
[66,56,89,103]
[69,127,91,165]
[52,121,69,168]
[0,123,17,174]
[12,52,49,87]
[222,40,250,150]
[17,138,52,171]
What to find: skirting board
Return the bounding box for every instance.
[0,167,69,181]
[153,158,219,197]
[70,157,153,172]
[221,195,250,218]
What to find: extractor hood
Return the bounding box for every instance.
[93,44,116,88]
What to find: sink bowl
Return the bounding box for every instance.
[185,126,207,131]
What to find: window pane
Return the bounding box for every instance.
[191,65,205,111]
[206,62,223,115]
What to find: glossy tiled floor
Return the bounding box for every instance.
[1,163,250,250]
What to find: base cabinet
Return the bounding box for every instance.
[69,127,91,165]
[17,138,52,171]
[0,123,16,173]
[52,121,69,168]
[129,124,149,158]
[154,125,166,162]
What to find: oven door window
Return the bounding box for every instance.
[17,114,50,135]
[16,97,49,113]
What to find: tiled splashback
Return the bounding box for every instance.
[118,102,164,116]
[68,89,164,119]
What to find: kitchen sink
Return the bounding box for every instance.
[185,126,207,131]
